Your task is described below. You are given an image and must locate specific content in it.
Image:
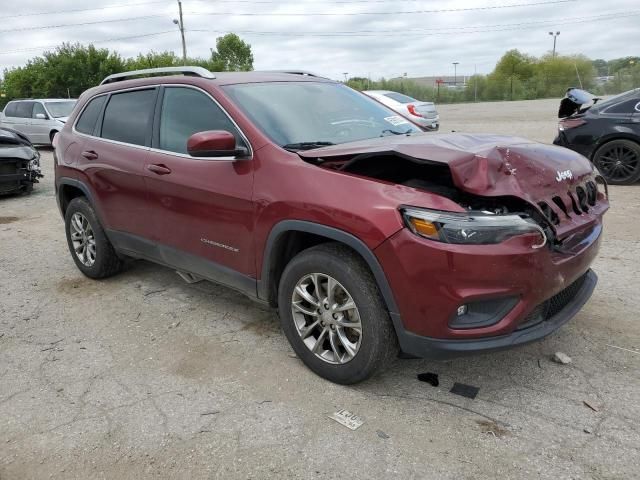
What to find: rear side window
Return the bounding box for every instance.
[76,96,107,135]
[4,102,18,117]
[158,87,240,154]
[603,98,640,115]
[16,101,34,118]
[101,89,156,146]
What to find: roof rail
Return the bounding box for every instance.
[100,66,215,85]
[260,70,328,79]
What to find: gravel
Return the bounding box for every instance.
[1,97,639,479]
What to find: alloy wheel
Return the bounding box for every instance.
[69,212,96,267]
[596,144,639,183]
[291,273,362,364]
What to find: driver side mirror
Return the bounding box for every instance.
[35,113,48,120]
[187,130,249,159]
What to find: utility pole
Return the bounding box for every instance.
[452,62,459,87]
[548,31,560,58]
[474,64,477,102]
[173,0,187,65]
[342,72,348,82]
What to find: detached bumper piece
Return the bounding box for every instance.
[397,269,597,359]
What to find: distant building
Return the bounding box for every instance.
[407,75,468,88]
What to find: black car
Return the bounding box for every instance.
[554,88,640,185]
[0,127,42,195]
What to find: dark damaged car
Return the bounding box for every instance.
[0,127,42,195]
[54,68,609,384]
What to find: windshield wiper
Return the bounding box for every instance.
[282,141,335,151]
[381,128,413,136]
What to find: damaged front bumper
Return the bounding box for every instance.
[375,218,602,359]
[394,270,597,359]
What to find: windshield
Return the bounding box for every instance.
[45,101,77,118]
[223,82,420,148]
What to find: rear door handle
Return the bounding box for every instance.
[81,150,98,160]
[147,163,172,175]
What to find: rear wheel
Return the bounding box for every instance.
[278,243,397,384]
[593,139,640,185]
[64,197,123,278]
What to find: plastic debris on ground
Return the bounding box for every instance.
[450,383,480,399]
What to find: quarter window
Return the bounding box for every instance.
[76,96,107,135]
[158,87,240,154]
[4,102,18,117]
[101,89,156,146]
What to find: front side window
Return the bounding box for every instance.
[101,89,156,146]
[15,102,34,118]
[223,82,420,148]
[158,87,240,154]
[32,103,47,119]
[76,96,107,135]
[45,101,76,118]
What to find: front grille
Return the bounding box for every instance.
[0,162,18,175]
[516,272,588,330]
[538,180,600,226]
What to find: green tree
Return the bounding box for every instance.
[2,43,125,102]
[210,34,254,71]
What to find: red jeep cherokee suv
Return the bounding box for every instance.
[54,67,608,384]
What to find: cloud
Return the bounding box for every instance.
[1,0,638,80]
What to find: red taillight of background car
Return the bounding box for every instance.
[559,118,586,131]
[407,104,423,117]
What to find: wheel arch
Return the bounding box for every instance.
[56,178,102,222]
[591,133,640,159]
[258,220,400,317]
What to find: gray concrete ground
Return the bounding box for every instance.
[1,98,639,479]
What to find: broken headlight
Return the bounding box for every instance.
[27,157,40,171]
[401,207,546,248]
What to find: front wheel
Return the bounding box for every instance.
[593,139,640,185]
[278,243,397,384]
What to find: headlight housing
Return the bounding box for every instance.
[401,207,546,248]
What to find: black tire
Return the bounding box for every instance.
[49,131,58,144]
[593,139,640,185]
[64,197,123,279]
[278,243,397,384]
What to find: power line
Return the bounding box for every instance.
[187,0,579,16]
[3,1,169,19]
[0,15,168,35]
[186,11,640,36]
[0,31,176,56]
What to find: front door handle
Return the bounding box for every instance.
[147,163,172,175]
[81,150,98,160]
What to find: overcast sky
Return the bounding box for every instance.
[0,0,638,80]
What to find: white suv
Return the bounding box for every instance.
[0,99,77,145]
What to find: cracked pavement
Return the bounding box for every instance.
[1,98,639,479]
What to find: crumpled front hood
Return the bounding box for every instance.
[300,132,594,196]
[300,132,608,238]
